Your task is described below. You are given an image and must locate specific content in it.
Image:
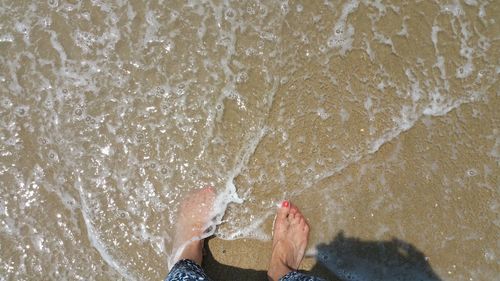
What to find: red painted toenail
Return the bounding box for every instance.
[282,200,289,208]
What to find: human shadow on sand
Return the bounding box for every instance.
[202,232,443,281]
[311,231,443,281]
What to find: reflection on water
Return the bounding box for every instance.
[0,0,498,280]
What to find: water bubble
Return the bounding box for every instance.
[224,8,236,20]
[280,3,290,15]
[74,108,83,116]
[47,0,58,8]
[161,167,168,174]
[246,6,255,15]
[176,84,186,96]
[478,38,490,50]
[15,106,29,117]
[41,17,52,27]
[245,47,255,56]
[220,156,226,163]
[48,150,59,162]
[280,76,288,85]
[156,87,165,95]
[466,169,477,177]
[236,71,248,83]
[259,5,268,17]
[170,11,179,20]
[1,98,13,108]
[460,47,473,58]
[119,211,129,219]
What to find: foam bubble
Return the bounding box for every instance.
[0,33,14,43]
[327,23,355,55]
[441,3,464,17]
[456,62,473,79]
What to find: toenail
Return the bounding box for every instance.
[282,200,289,208]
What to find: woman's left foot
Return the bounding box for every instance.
[169,187,216,268]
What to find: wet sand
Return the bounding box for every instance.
[1,1,499,280]
[203,84,499,280]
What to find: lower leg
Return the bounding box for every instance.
[168,187,216,268]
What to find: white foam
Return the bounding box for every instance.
[489,131,499,163]
[456,62,474,79]
[76,176,136,281]
[326,0,359,55]
[431,25,441,51]
[317,107,330,120]
[396,16,409,37]
[14,21,30,45]
[404,69,422,102]
[441,2,464,17]
[100,145,111,156]
[433,56,449,90]
[327,23,355,56]
[48,30,67,64]
[339,108,350,123]
[373,31,396,53]
[0,33,14,43]
[296,4,304,13]
[464,0,478,5]
[167,128,268,267]
[363,36,375,61]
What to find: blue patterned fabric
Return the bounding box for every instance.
[165,259,325,281]
[280,271,326,281]
[165,259,212,281]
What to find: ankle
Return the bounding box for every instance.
[178,240,204,265]
[268,253,292,281]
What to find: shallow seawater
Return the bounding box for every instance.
[0,0,498,280]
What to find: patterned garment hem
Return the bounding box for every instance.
[165,259,212,281]
[279,270,327,281]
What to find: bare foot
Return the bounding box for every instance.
[268,201,310,281]
[168,187,216,269]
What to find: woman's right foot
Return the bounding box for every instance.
[268,201,310,281]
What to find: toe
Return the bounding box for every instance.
[290,212,300,225]
[304,224,310,233]
[299,217,305,226]
[277,201,291,222]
